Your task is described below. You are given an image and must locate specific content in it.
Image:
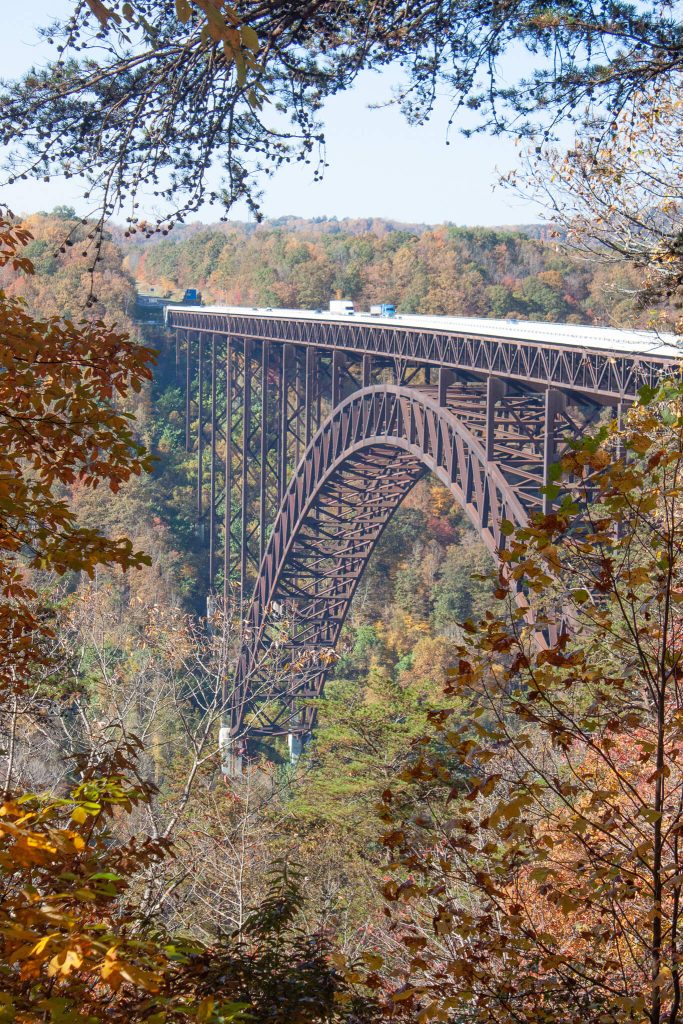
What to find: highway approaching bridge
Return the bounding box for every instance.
[165,305,681,770]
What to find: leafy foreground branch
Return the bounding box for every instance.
[367,380,683,1024]
[0,740,377,1023]
[4,0,681,234]
[0,211,155,690]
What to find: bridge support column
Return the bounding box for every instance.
[614,399,632,461]
[209,335,217,582]
[438,367,455,406]
[278,344,295,504]
[304,347,316,445]
[223,338,233,604]
[486,377,507,461]
[543,388,567,515]
[240,339,253,598]
[362,354,372,387]
[332,349,345,407]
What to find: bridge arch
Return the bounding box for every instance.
[230,384,528,748]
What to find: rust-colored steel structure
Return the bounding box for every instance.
[166,307,679,765]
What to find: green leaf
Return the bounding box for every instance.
[240,24,259,52]
[638,383,657,405]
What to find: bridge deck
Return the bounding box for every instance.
[168,305,681,360]
[166,305,682,400]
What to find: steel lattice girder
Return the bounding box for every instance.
[166,309,680,400]
[174,319,639,746]
[231,384,530,740]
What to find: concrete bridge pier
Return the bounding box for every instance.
[288,731,304,766]
[219,726,243,778]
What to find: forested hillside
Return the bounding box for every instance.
[128,218,661,328]
[1,208,137,326]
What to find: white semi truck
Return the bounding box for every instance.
[329,300,355,314]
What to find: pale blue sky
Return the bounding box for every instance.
[2,2,545,226]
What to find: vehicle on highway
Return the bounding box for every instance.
[329,300,355,314]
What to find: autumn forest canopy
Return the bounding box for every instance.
[2,1,683,1022]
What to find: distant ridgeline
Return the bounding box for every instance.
[122,216,655,330]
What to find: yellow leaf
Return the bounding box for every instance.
[653,967,672,988]
[30,932,59,957]
[197,997,215,1021]
[47,948,83,977]
[392,988,419,1002]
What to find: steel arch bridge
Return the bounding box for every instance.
[165,306,680,768]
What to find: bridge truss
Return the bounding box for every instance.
[166,308,678,768]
